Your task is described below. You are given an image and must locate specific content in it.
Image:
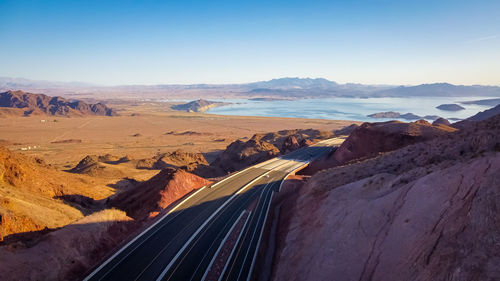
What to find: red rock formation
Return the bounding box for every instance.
[272,114,500,281]
[330,119,455,166]
[112,167,210,219]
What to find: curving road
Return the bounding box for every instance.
[83,138,344,281]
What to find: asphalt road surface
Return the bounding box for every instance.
[84,138,344,281]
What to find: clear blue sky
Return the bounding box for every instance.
[1,0,499,85]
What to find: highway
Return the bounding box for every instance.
[84,138,344,281]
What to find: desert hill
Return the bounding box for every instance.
[0,90,116,117]
[111,167,210,219]
[461,97,500,106]
[467,103,500,121]
[452,104,500,130]
[0,209,136,281]
[136,149,208,170]
[0,146,114,242]
[69,155,129,178]
[273,113,500,281]
[0,147,212,279]
[432,117,451,126]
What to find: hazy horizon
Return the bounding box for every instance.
[2,75,500,88]
[1,0,499,86]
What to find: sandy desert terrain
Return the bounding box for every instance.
[0,101,355,168]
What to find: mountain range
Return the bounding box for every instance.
[0,90,116,117]
[1,77,500,99]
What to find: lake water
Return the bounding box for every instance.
[205,97,495,122]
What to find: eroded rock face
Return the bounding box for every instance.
[275,156,500,281]
[273,113,500,281]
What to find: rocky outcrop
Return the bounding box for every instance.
[171,99,227,112]
[273,113,500,281]
[69,155,126,178]
[329,120,455,166]
[281,136,301,153]
[252,129,334,153]
[0,90,116,117]
[212,139,280,174]
[211,129,334,174]
[136,149,208,171]
[436,103,465,111]
[111,167,210,219]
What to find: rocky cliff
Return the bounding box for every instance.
[272,114,500,281]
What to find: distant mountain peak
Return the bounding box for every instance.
[249,77,338,89]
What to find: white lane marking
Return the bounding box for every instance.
[200,210,250,281]
[210,167,253,189]
[246,191,274,281]
[83,185,207,281]
[212,155,282,188]
[235,183,275,281]
[155,171,272,281]
[87,137,342,280]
